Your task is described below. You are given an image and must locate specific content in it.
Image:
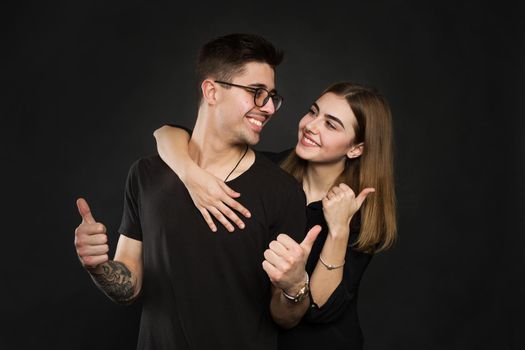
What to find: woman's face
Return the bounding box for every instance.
[295,92,361,164]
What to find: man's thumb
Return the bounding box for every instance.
[300,225,322,253]
[76,198,96,224]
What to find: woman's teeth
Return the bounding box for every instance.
[303,136,319,146]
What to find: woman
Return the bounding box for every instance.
[153,82,397,349]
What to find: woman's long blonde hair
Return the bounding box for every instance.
[281,82,397,253]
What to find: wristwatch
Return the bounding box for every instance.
[282,273,310,303]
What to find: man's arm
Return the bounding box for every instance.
[263,226,322,328]
[269,284,309,329]
[75,198,143,304]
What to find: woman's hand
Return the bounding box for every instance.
[184,162,251,232]
[322,183,375,238]
[153,125,251,232]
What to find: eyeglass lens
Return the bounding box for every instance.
[255,89,282,110]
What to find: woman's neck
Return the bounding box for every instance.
[302,160,346,204]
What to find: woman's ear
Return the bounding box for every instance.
[201,79,217,105]
[347,142,364,159]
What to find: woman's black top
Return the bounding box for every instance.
[263,149,373,350]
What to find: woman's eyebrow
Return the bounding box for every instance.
[325,114,345,129]
[313,102,345,129]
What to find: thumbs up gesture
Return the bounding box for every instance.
[322,184,375,238]
[74,198,109,269]
[262,225,322,294]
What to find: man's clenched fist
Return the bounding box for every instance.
[74,198,109,269]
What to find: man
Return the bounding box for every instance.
[74,33,320,349]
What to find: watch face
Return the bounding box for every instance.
[282,275,310,302]
[294,284,309,302]
[295,294,306,302]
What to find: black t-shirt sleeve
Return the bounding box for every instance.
[118,160,143,241]
[305,248,372,323]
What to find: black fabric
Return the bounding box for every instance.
[263,150,373,350]
[118,152,307,350]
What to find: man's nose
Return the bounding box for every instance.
[259,97,276,115]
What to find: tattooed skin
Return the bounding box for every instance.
[91,261,135,304]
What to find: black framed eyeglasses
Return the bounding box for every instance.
[214,80,283,111]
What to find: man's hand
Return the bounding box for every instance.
[74,198,109,269]
[262,225,322,295]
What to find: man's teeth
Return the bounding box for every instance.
[247,117,263,126]
[303,136,319,146]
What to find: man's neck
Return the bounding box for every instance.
[189,112,248,173]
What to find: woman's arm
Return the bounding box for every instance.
[309,184,374,307]
[153,125,251,232]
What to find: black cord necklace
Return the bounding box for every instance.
[224,145,249,182]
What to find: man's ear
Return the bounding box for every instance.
[347,142,364,159]
[201,79,217,105]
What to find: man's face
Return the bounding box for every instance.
[214,62,277,146]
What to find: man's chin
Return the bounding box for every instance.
[243,131,261,146]
[247,136,260,145]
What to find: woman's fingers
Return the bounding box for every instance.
[326,191,336,200]
[220,181,241,199]
[331,186,343,195]
[215,202,245,230]
[208,206,235,232]
[338,183,354,194]
[193,178,253,232]
[199,208,218,232]
[220,190,251,218]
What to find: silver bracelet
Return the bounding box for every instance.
[319,255,345,270]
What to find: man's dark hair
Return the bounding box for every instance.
[195,33,283,99]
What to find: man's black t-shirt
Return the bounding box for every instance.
[118,152,307,350]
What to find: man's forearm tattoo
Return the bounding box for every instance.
[91,261,135,303]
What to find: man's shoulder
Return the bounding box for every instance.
[127,154,170,177]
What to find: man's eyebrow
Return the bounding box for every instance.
[249,83,277,93]
[312,102,320,111]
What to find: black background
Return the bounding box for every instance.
[3,0,524,349]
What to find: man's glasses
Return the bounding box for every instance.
[214,81,283,112]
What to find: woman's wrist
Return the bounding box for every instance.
[318,235,348,268]
[177,156,199,183]
[327,224,351,239]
